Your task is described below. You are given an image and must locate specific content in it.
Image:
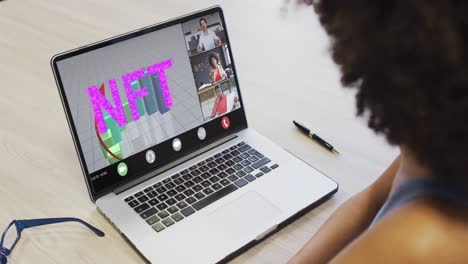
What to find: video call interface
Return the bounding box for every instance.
[57,12,241,177]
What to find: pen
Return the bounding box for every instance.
[293,120,341,155]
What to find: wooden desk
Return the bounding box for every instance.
[0,0,398,263]
[198,83,217,102]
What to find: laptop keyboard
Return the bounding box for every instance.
[123,142,279,233]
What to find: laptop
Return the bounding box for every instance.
[50,6,338,263]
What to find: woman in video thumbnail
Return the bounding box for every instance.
[197,17,222,52]
[211,85,238,118]
[208,52,227,83]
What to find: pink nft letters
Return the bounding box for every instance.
[87,59,174,134]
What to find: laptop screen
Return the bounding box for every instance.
[52,8,246,197]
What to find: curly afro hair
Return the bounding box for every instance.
[311,1,468,188]
[208,52,220,68]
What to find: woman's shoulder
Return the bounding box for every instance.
[387,198,468,245]
[331,199,468,263]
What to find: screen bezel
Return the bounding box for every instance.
[50,6,248,201]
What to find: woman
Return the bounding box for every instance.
[211,85,227,118]
[290,1,468,263]
[208,52,227,83]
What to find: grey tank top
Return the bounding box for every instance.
[371,176,468,226]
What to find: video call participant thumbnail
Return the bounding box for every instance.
[209,52,227,83]
[211,85,239,118]
[197,17,222,52]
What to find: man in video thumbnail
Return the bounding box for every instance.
[197,17,222,52]
[211,85,238,118]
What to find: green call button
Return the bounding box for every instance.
[117,162,128,177]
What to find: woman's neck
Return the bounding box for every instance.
[392,146,432,191]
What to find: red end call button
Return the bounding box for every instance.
[221,116,230,129]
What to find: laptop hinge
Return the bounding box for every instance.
[113,134,238,195]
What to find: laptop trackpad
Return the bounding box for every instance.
[209,191,282,239]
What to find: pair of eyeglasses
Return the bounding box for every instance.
[0,218,105,264]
